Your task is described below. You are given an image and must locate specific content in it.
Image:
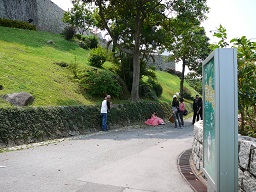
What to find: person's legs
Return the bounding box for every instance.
[176,112,181,127]
[199,110,203,120]
[192,110,196,124]
[179,112,184,126]
[101,113,108,131]
[173,113,177,127]
[196,113,199,121]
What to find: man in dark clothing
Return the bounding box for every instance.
[198,97,203,120]
[192,95,199,124]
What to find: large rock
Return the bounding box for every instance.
[3,92,34,106]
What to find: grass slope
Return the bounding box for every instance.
[0,26,197,107]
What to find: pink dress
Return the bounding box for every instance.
[145,115,165,126]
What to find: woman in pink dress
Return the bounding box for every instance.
[145,112,165,126]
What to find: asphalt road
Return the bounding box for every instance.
[0,120,194,192]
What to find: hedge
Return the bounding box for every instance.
[0,18,36,30]
[0,102,191,146]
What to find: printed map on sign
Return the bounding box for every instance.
[203,58,216,183]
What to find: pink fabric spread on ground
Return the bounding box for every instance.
[145,115,165,126]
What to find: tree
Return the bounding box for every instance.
[62,0,95,34]
[164,0,210,97]
[230,36,256,133]
[81,0,169,101]
[209,24,229,50]
[209,25,256,134]
[81,0,209,101]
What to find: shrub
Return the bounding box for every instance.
[81,70,122,98]
[0,18,36,30]
[78,41,88,49]
[75,34,82,40]
[148,78,163,97]
[88,35,98,49]
[89,47,107,68]
[63,26,76,40]
[79,35,99,49]
[183,87,193,100]
[139,81,158,100]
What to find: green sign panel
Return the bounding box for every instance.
[203,58,216,183]
[202,48,238,191]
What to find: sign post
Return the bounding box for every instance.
[202,48,238,192]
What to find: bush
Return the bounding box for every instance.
[148,78,163,97]
[139,77,163,100]
[88,35,98,49]
[75,34,82,40]
[80,70,122,98]
[89,47,107,68]
[139,81,158,100]
[79,35,99,50]
[0,18,36,30]
[183,87,193,100]
[63,26,76,40]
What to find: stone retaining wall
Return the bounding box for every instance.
[146,55,175,71]
[0,0,66,33]
[192,121,256,192]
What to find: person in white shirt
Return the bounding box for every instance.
[100,95,111,131]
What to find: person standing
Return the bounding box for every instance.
[172,95,181,128]
[179,98,185,127]
[198,97,203,120]
[100,95,111,131]
[192,95,199,124]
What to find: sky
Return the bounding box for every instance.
[51,0,256,72]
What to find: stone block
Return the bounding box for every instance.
[249,143,256,177]
[194,123,203,143]
[238,168,244,189]
[199,143,203,159]
[239,140,252,169]
[243,171,256,192]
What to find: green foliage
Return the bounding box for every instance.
[139,77,163,100]
[139,81,157,100]
[82,0,185,100]
[80,70,122,98]
[89,47,108,67]
[209,25,229,50]
[0,18,36,30]
[148,78,163,97]
[209,26,256,136]
[231,37,256,133]
[63,25,76,40]
[62,0,95,34]
[182,87,193,100]
[75,34,82,40]
[185,72,202,94]
[78,35,98,49]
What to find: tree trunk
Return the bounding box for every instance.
[130,4,142,101]
[131,53,140,101]
[180,58,186,98]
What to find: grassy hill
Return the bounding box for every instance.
[0,26,197,107]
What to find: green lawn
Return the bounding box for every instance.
[0,26,198,107]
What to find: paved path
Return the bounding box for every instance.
[0,120,194,192]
